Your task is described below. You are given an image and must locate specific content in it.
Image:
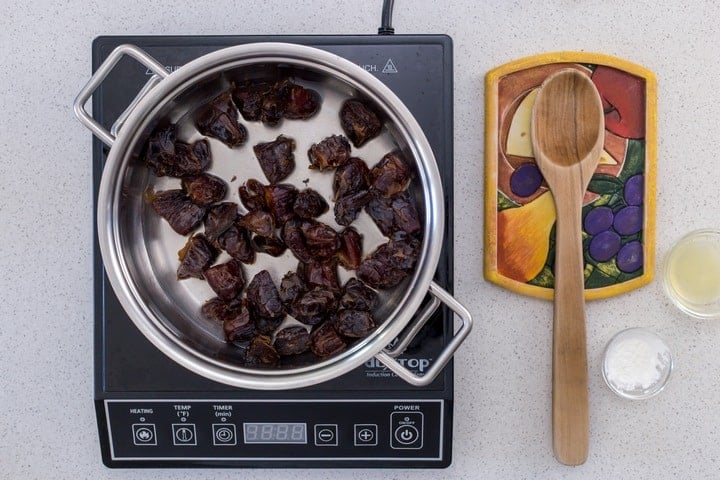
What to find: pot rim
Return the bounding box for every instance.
[96,42,444,389]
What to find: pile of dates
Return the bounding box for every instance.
[141,78,422,368]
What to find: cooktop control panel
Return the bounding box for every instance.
[103,399,444,465]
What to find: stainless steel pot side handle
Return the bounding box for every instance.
[375,281,473,387]
[73,44,170,147]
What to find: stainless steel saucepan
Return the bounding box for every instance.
[74,42,472,390]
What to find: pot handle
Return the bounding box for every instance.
[383,295,441,358]
[374,281,473,387]
[73,44,170,147]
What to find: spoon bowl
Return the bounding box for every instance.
[530,69,605,465]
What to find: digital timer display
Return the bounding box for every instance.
[243,423,307,444]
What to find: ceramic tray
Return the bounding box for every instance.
[484,52,657,300]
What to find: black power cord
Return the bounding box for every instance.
[378,0,395,35]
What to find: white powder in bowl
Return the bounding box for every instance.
[603,328,673,399]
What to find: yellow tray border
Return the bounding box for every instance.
[484,52,658,301]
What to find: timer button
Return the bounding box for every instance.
[212,423,237,446]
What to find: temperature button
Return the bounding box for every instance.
[390,412,423,449]
[172,423,197,446]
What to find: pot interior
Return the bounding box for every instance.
[111,53,434,374]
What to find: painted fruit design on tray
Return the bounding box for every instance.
[495,63,647,290]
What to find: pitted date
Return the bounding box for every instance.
[334,309,376,338]
[333,157,369,200]
[205,259,245,301]
[369,151,411,197]
[182,173,227,206]
[196,91,247,147]
[177,234,216,280]
[148,188,206,236]
[293,188,329,219]
[310,322,346,358]
[307,134,351,171]
[291,287,337,325]
[339,99,382,148]
[337,227,363,270]
[339,278,377,311]
[204,202,238,244]
[274,326,311,356]
[253,135,296,184]
[245,335,280,367]
[246,270,284,319]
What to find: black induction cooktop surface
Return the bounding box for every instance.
[91,34,454,468]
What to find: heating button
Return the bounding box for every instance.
[390,412,423,449]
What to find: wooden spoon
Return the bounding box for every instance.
[530,69,605,465]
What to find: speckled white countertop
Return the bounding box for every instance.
[3,0,720,478]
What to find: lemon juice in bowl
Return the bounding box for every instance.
[663,229,720,318]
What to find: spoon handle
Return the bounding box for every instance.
[552,191,589,466]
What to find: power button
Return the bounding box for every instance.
[390,412,423,449]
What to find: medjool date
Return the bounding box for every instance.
[310,322,346,357]
[274,326,311,356]
[255,316,283,336]
[298,259,340,291]
[143,126,211,177]
[246,270,284,319]
[370,151,410,197]
[251,235,287,257]
[239,178,267,212]
[365,190,421,236]
[220,300,256,342]
[282,219,313,263]
[177,234,216,280]
[307,134,351,171]
[333,157,369,200]
[263,183,298,226]
[293,188,329,219]
[182,173,227,206]
[245,335,280,367]
[204,202,238,244]
[301,220,340,259]
[253,135,296,184]
[334,190,371,226]
[196,91,247,147]
[205,259,245,301]
[357,233,421,289]
[279,271,307,306]
[292,287,337,325]
[336,227,363,270]
[218,223,255,264]
[339,278,377,311]
[148,189,206,235]
[334,310,376,338]
[143,123,176,174]
[233,80,273,122]
[170,139,211,177]
[282,81,321,120]
[340,99,382,148]
[233,79,321,126]
[238,210,275,238]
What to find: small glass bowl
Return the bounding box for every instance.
[601,328,673,400]
[662,229,720,319]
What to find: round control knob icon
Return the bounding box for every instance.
[394,425,419,445]
[215,427,234,442]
